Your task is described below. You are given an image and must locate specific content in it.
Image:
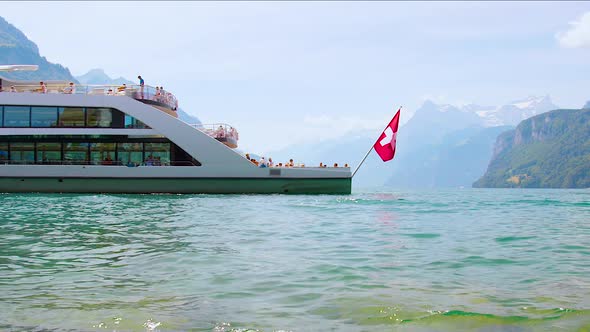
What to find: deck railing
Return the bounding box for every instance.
[189,123,239,142]
[3,83,179,111]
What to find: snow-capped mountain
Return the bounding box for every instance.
[264,96,561,188]
[470,95,559,127]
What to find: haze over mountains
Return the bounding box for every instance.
[76,68,134,86]
[270,97,560,188]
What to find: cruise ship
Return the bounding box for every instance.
[0,65,351,194]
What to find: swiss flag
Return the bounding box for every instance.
[373,108,401,162]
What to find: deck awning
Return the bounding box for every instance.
[0,65,39,72]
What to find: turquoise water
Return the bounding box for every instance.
[0,189,589,331]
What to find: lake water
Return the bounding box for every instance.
[0,189,589,331]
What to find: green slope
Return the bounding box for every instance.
[473,108,590,188]
[0,16,77,82]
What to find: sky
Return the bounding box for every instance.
[2,1,590,153]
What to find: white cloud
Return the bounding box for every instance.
[557,11,590,48]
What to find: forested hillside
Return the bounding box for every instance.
[0,16,76,81]
[474,108,590,188]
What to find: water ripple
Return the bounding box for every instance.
[0,189,589,331]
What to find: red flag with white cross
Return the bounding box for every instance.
[373,108,401,162]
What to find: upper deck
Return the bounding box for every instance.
[1,82,179,115]
[0,81,240,149]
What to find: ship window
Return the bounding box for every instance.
[90,143,116,165]
[4,106,30,127]
[0,142,7,162]
[124,114,148,129]
[10,142,35,164]
[36,142,61,164]
[63,142,89,164]
[117,142,143,166]
[171,143,201,166]
[58,107,85,127]
[144,143,170,166]
[87,108,113,128]
[31,107,58,127]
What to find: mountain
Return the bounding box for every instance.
[76,68,135,85]
[401,100,483,145]
[268,98,556,188]
[393,96,557,145]
[473,108,590,188]
[381,98,559,187]
[0,16,77,82]
[385,125,513,188]
[472,95,559,127]
[584,100,590,109]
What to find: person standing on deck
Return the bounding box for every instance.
[138,75,145,98]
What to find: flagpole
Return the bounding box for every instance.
[351,146,373,178]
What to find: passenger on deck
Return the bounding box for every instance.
[39,81,47,94]
[63,82,75,94]
[289,159,294,167]
[333,163,338,167]
[259,157,268,168]
[102,155,113,165]
[215,125,225,138]
[268,158,274,167]
[138,75,145,98]
[107,88,114,95]
[9,86,16,93]
[319,162,324,168]
[344,163,349,167]
[278,163,283,167]
[154,86,160,101]
[145,155,154,166]
[117,84,127,94]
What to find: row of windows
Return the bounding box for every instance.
[0,134,167,142]
[0,141,199,166]
[0,106,148,129]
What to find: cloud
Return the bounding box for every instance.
[557,11,590,48]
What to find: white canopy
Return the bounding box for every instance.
[0,65,39,72]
